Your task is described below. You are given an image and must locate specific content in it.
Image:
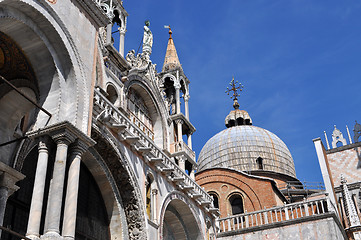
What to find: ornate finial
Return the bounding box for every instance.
[164,25,172,38]
[225,76,244,109]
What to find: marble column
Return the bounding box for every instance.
[43,135,73,237]
[178,157,185,172]
[176,119,183,143]
[119,28,126,57]
[190,166,195,180]
[62,143,87,240]
[151,189,158,222]
[26,140,49,239]
[175,85,181,115]
[187,133,193,150]
[184,95,190,120]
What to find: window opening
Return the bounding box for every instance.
[256,157,263,170]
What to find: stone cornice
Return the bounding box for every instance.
[326,141,361,154]
[76,0,111,27]
[26,121,96,148]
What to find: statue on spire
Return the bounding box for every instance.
[225,77,244,109]
[143,20,153,55]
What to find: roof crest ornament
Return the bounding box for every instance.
[225,76,243,110]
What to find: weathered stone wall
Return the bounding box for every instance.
[217,214,346,240]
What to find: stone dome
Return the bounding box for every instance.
[197,125,297,178]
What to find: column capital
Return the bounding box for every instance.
[183,95,190,102]
[119,27,127,35]
[52,131,76,145]
[0,162,25,196]
[38,140,48,151]
[70,139,91,157]
[151,189,158,195]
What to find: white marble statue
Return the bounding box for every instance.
[143,20,153,55]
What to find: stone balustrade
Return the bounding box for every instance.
[218,197,336,233]
[128,111,154,141]
[93,89,214,211]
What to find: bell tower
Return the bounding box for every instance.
[159,27,196,178]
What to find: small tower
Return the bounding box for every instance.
[159,27,196,178]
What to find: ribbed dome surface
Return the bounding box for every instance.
[197,125,296,178]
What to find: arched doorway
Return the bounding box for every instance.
[162,199,202,240]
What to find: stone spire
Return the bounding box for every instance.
[162,26,183,72]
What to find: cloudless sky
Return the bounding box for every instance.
[117,0,361,183]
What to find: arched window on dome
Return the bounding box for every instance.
[256,157,263,170]
[229,194,244,216]
[209,192,219,209]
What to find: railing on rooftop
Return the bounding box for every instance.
[93,89,213,208]
[278,181,325,191]
[217,197,335,233]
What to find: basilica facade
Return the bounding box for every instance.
[0,0,349,240]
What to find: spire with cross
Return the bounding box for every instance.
[225,76,244,109]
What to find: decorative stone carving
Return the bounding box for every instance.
[354,121,361,143]
[331,125,347,148]
[97,0,117,19]
[126,50,151,70]
[341,175,361,227]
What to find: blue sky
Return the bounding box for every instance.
[118,0,361,183]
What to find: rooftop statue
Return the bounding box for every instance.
[143,20,153,55]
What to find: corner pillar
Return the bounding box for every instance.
[26,139,50,240]
[0,162,25,238]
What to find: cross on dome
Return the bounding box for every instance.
[225,76,244,109]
